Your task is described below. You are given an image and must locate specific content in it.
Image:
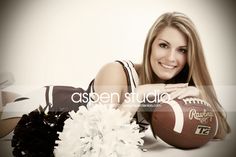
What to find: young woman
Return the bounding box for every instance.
[0,12,230,156]
[93,12,230,139]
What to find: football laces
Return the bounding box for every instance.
[182,97,211,108]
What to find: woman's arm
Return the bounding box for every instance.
[93,62,197,117]
[94,62,144,118]
[94,62,128,107]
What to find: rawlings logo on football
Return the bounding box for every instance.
[189,109,214,124]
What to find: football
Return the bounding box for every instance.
[151,97,218,149]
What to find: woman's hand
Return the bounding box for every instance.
[135,84,199,101]
[135,83,188,100]
[168,86,200,99]
[119,83,198,117]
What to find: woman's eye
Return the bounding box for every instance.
[159,43,168,49]
[179,48,188,54]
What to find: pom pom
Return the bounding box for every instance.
[54,104,145,157]
[11,107,69,157]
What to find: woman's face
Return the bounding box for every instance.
[150,26,188,81]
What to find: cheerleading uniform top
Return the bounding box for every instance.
[90,60,150,132]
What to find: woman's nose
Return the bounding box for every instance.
[166,49,176,61]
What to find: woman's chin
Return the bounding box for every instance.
[158,74,175,81]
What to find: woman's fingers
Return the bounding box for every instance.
[165,83,188,89]
[165,87,180,93]
[148,83,188,93]
[169,86,200,100]
[177,86,200,99]
[169,89,184,100]
[136,83,191,100]
[162,83,189,94]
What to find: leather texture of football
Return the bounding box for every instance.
[151,97,218,149]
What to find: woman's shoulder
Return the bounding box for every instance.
[96,60,141,76]
[97,61,125,76]
[94,62,127,86]
[94,61,141,86]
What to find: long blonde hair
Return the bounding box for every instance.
[140,12,230,139]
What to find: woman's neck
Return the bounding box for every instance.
[134,63,166,84]
[153,75,166,84]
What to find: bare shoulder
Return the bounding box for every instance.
[94,62,127,87]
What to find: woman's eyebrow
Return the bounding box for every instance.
[159,39,187,47]
[179,46,188,48]
[158,39,170,45]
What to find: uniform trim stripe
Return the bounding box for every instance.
[126,60,137,87]
[121,60,136,91]
[115,60,133,93]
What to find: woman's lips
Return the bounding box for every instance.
[159,62,176,69]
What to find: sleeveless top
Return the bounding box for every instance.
[90,60,150,132]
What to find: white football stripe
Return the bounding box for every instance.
[168,100,184,133]
[214,112,219,136]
